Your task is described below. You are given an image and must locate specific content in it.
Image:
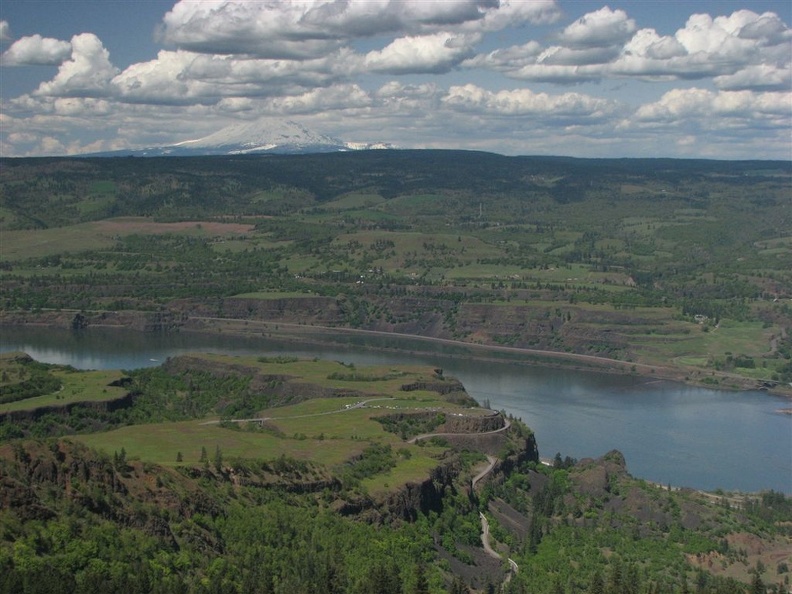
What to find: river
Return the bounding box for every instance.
[2,325,790,494]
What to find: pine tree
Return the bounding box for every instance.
[413,563,429,594]
[588,569,605,594]
[750,570,765,594]
[449,577,469,594]
[214,445,223,471]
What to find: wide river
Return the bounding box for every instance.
[2,325,790,494]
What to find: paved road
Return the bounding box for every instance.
[472,455,498,489]
[479,511,520,576]
[479,512,501,560]
[407,416,511,444]
[191,316,676,376]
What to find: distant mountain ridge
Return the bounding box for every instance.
[88,119,394,157]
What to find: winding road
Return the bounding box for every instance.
[204,396,519,577]
[407,416,511,445]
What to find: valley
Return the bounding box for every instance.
[1,150,791,593]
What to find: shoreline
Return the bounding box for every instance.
[3,317,790,495]
[3,311,790,399]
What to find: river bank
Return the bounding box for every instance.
[2,308,790,399]
[3,316,790,494]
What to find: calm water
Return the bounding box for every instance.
[2,325,790,494]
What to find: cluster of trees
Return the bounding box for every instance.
[3,435,786,594]
[0,360,62,405]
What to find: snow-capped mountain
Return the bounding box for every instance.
[88,119,394,157]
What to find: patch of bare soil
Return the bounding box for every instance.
[436,542,503,591]
[686,532,792,588]
[488,498,530,542]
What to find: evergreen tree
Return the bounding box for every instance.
[607,558,623,594]
[449,576,469,594]
[588,569,605,594]
[750,571,765,594]
[214,444,223,471]
[413,563,430,594]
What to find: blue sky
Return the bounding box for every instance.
[1,0,790,159]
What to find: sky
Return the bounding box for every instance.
[1,0,790,159]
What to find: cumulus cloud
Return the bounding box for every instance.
[34,33,118,97]
[1,34,72,66]
[0,20,11,43]
[3,1,790,159]
[52,97,112,117]
[556,7,637,48]
[470,0,561,31]
[371,81,443,114]
[714,64,792,91]
[634,87,792,123]
[614,10,791,83]
[160,0,511,58]
[111,49,351,105]
[466,8,791,88]
[364,32,480,74]
[442,84,619,118]
[264,84,373,114]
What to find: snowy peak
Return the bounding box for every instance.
[174,119,347,154]
[86,118,395,157]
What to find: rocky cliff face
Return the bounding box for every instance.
[377,458,464,522]
[0,292,643,362]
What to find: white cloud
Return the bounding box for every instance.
[442,84,619,118]
[364,32,480,74]
[714,64,792,91]
[112,50,209,105]
[1,34,72,66]
[0,21,11,43]
[634,87,792,123]
[372,81,443,115]
[536,45,620,67]
[623,29,686,61]
[111,49,352,105]
[476,0,560,31]
[464,40,543,70]
[264,84,373,114]
[160,0,509,59]
[34,33,118,97]
[466,8,791,88]
[2,2,790,159]
[215,97,256,113]
[556,7,637,48]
